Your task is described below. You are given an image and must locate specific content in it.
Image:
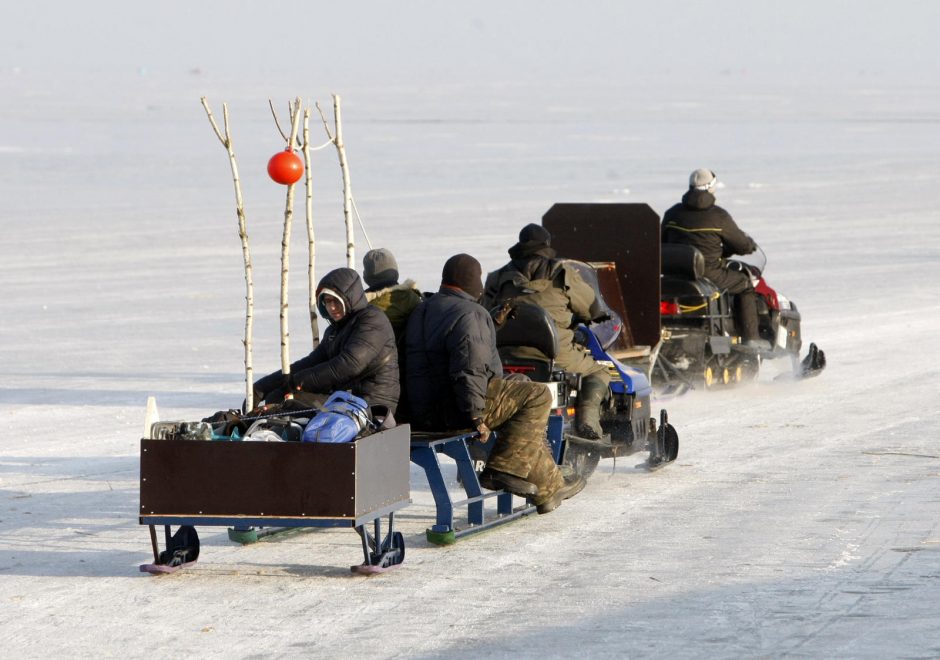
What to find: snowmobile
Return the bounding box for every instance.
[494,265,679,479]
[538,202,825,397]
[656,244,826,392]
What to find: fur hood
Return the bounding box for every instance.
[364,279,419,302]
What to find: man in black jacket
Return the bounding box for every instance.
[405,254,585,514]
[662,169,768,350]
[253,267,400,413]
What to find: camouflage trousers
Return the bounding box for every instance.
[481,377,564,505]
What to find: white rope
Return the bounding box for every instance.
[351,195,373,250]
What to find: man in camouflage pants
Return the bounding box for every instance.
[405,253,585,514]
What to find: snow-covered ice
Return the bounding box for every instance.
[2,3,940,657]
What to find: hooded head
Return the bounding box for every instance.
[508,223,554,260]
[689,168,718,193]
[440,253,484,300]
[362,248,399,290]
[315,267,367,324]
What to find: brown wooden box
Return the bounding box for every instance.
[139,425,410,522]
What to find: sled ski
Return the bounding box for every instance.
[139,524,200,575]
[798,342,826,379]
[351,523,405,574]
[644,409,680,471]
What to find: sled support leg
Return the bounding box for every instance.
[148,525,159,564]
[352,512,405,574]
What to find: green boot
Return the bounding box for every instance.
[575,375,608,441]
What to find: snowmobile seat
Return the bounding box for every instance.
[662,277,721,302]
[661,243,705,281]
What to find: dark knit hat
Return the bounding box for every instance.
[509,223,553,259]
[441,253,484,300]
[362,248,399,289]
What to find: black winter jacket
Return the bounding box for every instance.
[254,267,400,412]
[662,189,757,276]
[404,287,502,430]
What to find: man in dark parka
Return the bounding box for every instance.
[405,253,585,514]
[253,267,400,413]
[661,168,767,349]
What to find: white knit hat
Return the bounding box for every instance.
[689,168,717,191]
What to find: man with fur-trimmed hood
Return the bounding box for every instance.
[361,248,423,341]
[252,267,400,414]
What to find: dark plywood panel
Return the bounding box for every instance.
[544,203,662,348]
[140,425,410,519]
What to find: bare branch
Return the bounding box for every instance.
[288,96,302,146]
[200,96,228,146]
[316,101,335,142]
[269,99,289,143]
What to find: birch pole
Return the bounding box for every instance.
[277,97,304,381]
[334,95,355,268]
[200,97,255,411]
[317,95,355,268]
[302,106,321,349]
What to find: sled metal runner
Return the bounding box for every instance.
[138,426,411,575]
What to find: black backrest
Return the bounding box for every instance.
[661,243,705,280]
[495,303,559,361]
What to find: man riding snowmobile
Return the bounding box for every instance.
[482,224,612,441]
[661,168,769,351]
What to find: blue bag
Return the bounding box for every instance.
[301,391,371,443]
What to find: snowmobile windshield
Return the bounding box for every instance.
[729,245,767,276]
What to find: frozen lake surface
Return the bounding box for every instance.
[2,57,940,658]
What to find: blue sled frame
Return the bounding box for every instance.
[409,415,566,545]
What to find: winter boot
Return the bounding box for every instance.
[738,289,770,351]
[536,474,587,514]
[478,469,538,497]
[575,376,609,441]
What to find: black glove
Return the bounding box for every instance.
[573,326,589,346]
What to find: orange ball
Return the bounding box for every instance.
[267,149,304,185]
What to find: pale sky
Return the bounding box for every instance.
[3,1,939,86]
